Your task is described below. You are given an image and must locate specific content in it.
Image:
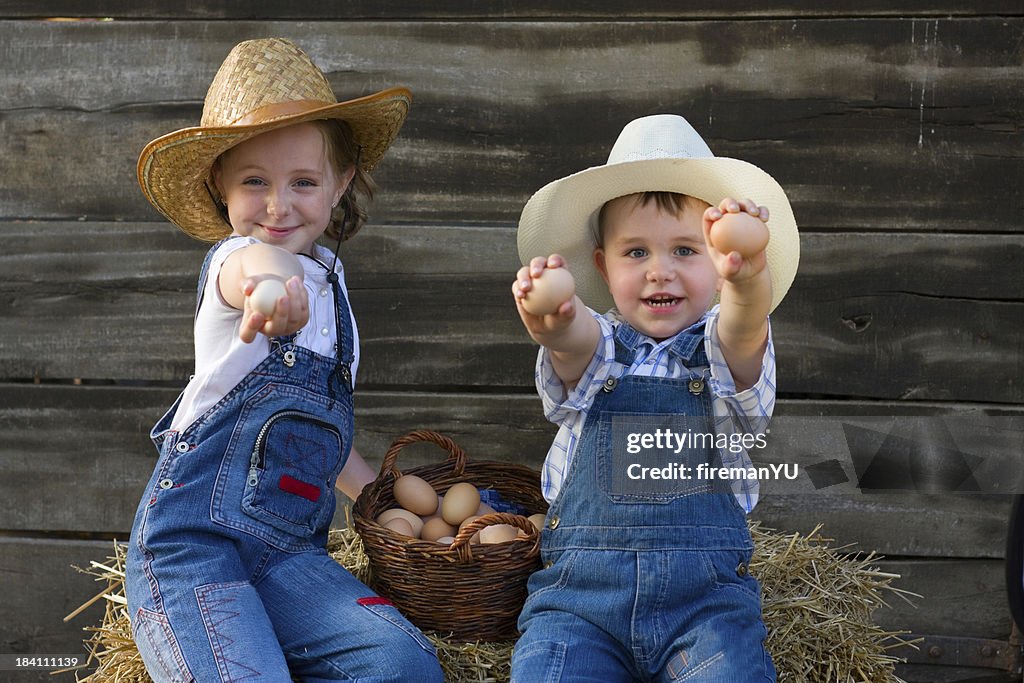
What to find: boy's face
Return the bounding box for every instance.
[214,122,353,255]
[594,195,720,341]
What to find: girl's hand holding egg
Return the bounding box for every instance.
[241,275,309,343]
[249,278,287,316]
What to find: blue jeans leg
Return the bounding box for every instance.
[257,550,445,683]
[512,609,637,683]
[132,578,292,683]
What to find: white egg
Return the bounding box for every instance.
[250,279,287,316]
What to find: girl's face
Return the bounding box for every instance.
[214,122,354,255]
[595,195,720,340]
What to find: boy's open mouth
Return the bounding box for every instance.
[644,296,680,309]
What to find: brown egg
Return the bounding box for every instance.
[421,516,458,542]
[522,267,575,316]
[479,523,519,544]
[441,483,481,525]
[528,513,547,531]
[393,474,439,516]
[708,211,770,257]
[376,508,424,538]
[382,517,415,538]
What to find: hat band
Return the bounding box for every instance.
[230,99,335,126]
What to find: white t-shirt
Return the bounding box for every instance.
[169,237,360,432]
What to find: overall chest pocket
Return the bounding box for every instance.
[595,412,718,504]
[242,410,343,538]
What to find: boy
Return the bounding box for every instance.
[510,114,799,682]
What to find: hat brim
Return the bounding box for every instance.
[517,157,800,313]
[138,87,412,242]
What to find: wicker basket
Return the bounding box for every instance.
[353,430,548,641]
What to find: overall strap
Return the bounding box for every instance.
[194,236,243,319]
[324,261,355,392]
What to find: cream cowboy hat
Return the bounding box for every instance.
[138,37,412,242]
[517,114,799,313]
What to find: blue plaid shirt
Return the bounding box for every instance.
[535,304,776,512]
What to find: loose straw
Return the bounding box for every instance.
[65,523,917,683]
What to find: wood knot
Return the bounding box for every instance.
[841,314,873,332]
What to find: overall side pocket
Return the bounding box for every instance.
[242,410,343,537]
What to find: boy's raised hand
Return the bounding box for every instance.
[239,275,309,344]
[512,254,577,341]
[513,253,599,388]
[703,198,770,284]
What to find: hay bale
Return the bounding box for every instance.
[67,525,913,683]
[750,523,917,682]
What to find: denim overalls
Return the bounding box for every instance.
[126,241,444,683]
[512,322,775,682]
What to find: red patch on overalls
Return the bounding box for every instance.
[356,597,394,607]
[278,474,321,502]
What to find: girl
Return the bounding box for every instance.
[127,38,445,682]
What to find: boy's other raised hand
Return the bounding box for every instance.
[239,275,309,343]
[703,198,770,284]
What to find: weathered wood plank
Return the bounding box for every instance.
[0,538,110,669]
[0,538,1009,681]
[0,19,1020,231]
[2,222,1022,403]
[873,559,1010,639]
[2,3,1022,19]
[0,383,1018,561]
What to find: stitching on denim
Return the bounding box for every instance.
[134,607,192,682]
[512,639,566,683]
[134,502,166,614]
[358,601,436,654]
[281,647,355,680]
[196,582,263,682]
[666,649,689,679]
[674,649,724,681]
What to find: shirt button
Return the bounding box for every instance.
[159,478,174,490]
[736,561,749,577]
[548,515,560,530]
[543,560,554,569]
[174,442,189,453]
[319,289,328,297]
[320,327,329,336]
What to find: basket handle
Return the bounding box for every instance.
[447,512,541,563]
[378,429,469,479]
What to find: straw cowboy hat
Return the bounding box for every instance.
[517,114,800,313]
[138,37,412,242]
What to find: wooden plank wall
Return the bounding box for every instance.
[1,4,1021,681]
